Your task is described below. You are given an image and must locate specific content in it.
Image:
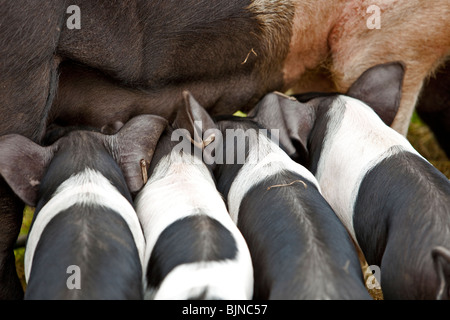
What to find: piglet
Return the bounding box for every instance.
[181,93,371,299]
[135,92,253,300]
[255,62,450,299]
[0,115,167,299]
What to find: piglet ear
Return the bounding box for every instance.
[0,134,55,206]
[108,114,168,194]
[346,61,405,126]
[249,92,315,162]
[174,91,217,145]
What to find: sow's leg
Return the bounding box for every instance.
[415,61,450,158]
[0,0,64,299]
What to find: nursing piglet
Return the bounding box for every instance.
[255,62,450,299]
[0,115,167,299]
[182,94,371,299]
[135,93,253,300]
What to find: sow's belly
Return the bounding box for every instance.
[53,0,294,127]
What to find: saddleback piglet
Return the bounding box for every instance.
[0,114,167,299]
[135,92,253,300]
[253,62,450,300]
[179,93,371,300]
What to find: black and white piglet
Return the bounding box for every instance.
[255,62,450,299]
[135,93,253,300]
[0,115,167,299]
[182,94,371,299]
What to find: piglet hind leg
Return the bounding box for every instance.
[383,245,450,300]
[0,178,24,300]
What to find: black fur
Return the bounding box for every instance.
[214,117,371,299]
[24,130,143,299]
[25,205,142,300]
[415,61,450,157]
[354,148,450,299]
[146,215,237,290]
[238,171,368,299]
[0,0,294,298]
[305,96,345,175]
[35,131,132,213]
